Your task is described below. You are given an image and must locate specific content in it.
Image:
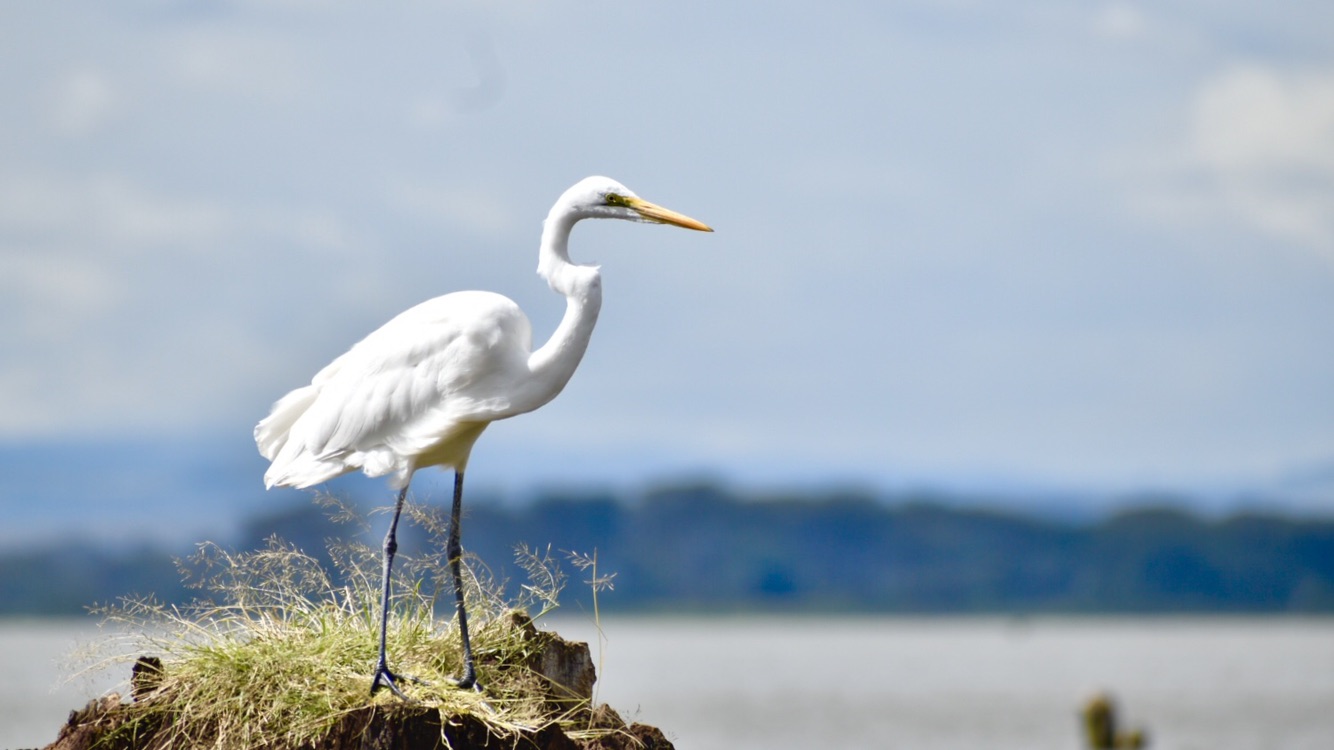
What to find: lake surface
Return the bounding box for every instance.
[3,616,1332,749]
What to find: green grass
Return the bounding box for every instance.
[80,496,605,750]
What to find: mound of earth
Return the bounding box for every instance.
[40,615,673,750]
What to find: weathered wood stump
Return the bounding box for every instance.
[1081,692,1147,749]
[42,615,672,750]
[44,700,673,750]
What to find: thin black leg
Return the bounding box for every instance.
[371,486,411,698]
[449,470,480,690]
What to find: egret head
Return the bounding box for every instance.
[558,176,713,232]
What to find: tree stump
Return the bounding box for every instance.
[41,619,673,750]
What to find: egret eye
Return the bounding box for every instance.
[605,193,627,207]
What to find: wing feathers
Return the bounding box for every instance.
[256,291,531,489]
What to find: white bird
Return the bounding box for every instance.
[255,176,712,697]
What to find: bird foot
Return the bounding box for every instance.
[450,674,494,713]
[450,674,484,693]
[370,662,427,700]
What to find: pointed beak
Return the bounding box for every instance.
[627,197,714,232]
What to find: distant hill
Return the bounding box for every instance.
[3,436,1333,550]
[2,482,1332,615]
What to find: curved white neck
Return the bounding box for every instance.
[526,210,603,402]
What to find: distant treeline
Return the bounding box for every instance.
[3,483,1333,615]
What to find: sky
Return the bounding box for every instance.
[2,1,1333,515]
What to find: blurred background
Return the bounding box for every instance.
[2,2,1333,749]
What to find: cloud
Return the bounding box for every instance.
[3,1,1333,494]
[0,170,394,435]
[1194,67,1334,171]
[292,210,359,254]
[49,68,119,136]
[1093,3,1148,40]
[1120,63,1334,261]
[0,252,121,344]
[0,173,228,252]
[385,179,522,238]
[166,28,307,103]
[1192,65,1334,250]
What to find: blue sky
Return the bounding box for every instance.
[2,2,1333,513]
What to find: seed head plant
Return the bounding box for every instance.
[78,495,614,750]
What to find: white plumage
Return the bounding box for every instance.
[256,291,533,489]
[254,175,711,697]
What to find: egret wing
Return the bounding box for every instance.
[258,291,532,488]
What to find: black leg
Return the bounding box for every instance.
[449,470,481,690]
[371,486,411,698]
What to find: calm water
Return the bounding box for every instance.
[3,616,1332,749]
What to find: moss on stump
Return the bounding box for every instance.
[43,615,673,750]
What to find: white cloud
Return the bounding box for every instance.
[1122,64,1334,260]
[0,252,121,338]
[0,173,228,252]
[3,1,1334,494]
[1194,66,1334,172]
[1192,65,1334,251]
[1093,3,1148,40]
[405,94,455,131]
[166,29,306,102]
[385,179,521,238]
[292,210,359,254]
[0,170,390,435]
[49,68,118,136]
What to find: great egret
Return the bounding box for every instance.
[254,176,711,697]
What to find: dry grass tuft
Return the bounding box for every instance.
[78,495,604,750]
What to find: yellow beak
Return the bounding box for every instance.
[627,197,714,232]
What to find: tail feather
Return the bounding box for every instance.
[256,378,418,491]
[256,385,354,488]
[262,450,353,490]
[255,385,319,461]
